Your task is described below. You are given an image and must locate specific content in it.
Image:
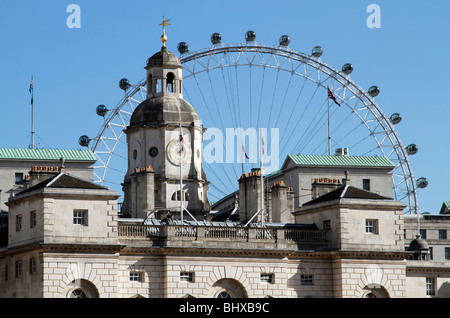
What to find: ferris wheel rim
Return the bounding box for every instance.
[88,41,420,214]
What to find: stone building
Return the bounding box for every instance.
[1,42,450,298]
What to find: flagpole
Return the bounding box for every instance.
[260,128,264,228]
[30,76,35,150]
[180,124,183,225]
[327,96,331,156]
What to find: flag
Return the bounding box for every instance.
[327,87,340,107]
[29,77,34,105]
[242,144,249,159]
[179,126,185,153]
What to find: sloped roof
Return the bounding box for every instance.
[440,201,450,214]
[303,185,392,206]
[0,148,96,161]
[18,173,107,195]
[287,154,395,168]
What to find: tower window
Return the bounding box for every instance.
[167,72,175,93]
[172,191,189,201]
[156,79,162,93]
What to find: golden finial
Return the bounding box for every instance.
[160,16,171,47]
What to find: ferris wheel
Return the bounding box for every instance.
[78,31,428,215]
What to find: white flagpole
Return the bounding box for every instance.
[180,124,183,225]
[328,95,331,156]
[260,128,264,228]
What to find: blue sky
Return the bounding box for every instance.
[0,0,448,213]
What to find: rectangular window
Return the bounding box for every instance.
[301,274,313,285]
[129,272,143,282]
[439,230,447,240]
[445,247,450,260]
[16,215,22,232]
[30,259,37,275]
[30,211,36,229]
[365,219,378,234]
[323,220,331,230]
[420,229,427,239]
[260,273,274,284]
[429,247,433,260]
[156,79,162,93]
[426,277,436,296]
[73,210,88,226]
[180,272,194,282]
[362,179,371,191]
[15,173,24,185]
[15,261,22,278]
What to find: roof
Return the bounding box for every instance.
[303,185,392,206]
[287,154,395,168]
[0,148,96,161]
[17,173,107,195]
[440,201,450,214]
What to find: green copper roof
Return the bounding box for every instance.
[288,154,395,168]
[0,148,97,161]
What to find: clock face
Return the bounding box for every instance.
[166,139,191,166]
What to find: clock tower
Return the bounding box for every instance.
[122,33,210,219]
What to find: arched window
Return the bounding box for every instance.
[167,72,175,93]
[172,190,189,201]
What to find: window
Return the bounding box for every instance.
[439,230,447,240]
[420,229,427,239]
[167,72,175,93]
[172,191,189,202]
[301,275,313,285]
[4,265,8,281]
[180,272,194,282]
[30,259,37,275]
[426,277,436,296]
[129,272,144,282]
[217,291,232,298]
[30,211,36,228]
[70,289,88,298]
[16,215,22,232]
[260,273,274,284]
[15,261,22,278]
[15,173,24,185]
[362,179,371,191]
[323,220,331,230]
[73,210,88,226]
[365,219,378,234]
[445,247,450,260]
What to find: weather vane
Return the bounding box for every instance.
[160,16,171,47]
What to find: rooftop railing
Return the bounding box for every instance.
[118,223,327,249]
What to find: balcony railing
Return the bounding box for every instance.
[118,223,327,248]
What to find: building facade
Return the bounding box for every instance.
[1,44,449,298]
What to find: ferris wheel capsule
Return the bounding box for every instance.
[211,33,222,45]
[406,144,418,155]
[177,42,189,54]
[245,30,256,42]
[96,105,108,117]
[342,63,353,75]
[390,113,402,125]
[119,78,131,91]
[312,46,323,57]
[368,85,380,97]
[279,35,290,46]
[78,135,90,147]
[417,177,428,189]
